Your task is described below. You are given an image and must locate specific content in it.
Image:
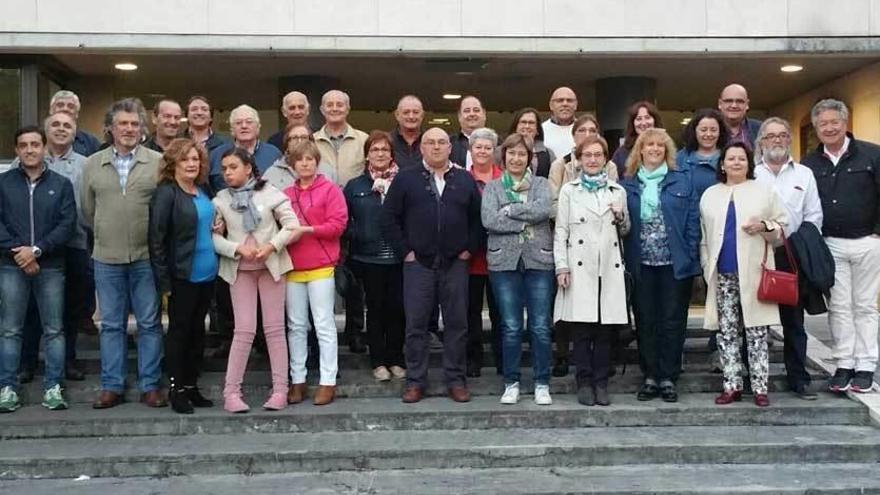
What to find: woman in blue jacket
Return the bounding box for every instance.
[621,128,700,403]
[676,108,729,199]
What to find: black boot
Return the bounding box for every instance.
[349,333,367,354]
[552,358,569,378]
[184,386,214,408]
[169,378,194,414]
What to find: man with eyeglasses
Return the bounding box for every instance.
[382,127,482,404]
[208,104,282,191]
[542,87,578,159]
[802,98,880,394]
[451,96,487,169]
[754,117,823,400]
[717,84,762,151]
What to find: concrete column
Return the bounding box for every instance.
[277,75,340,132]
[595,77,656,154]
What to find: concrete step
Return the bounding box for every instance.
[54,337,781,374]
[15,365,829,405]
[1,425,879,479]
[8,464,880,494]
[0,393,865,440]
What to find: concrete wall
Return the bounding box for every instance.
[770,61,880,160]
[3,0,880,54]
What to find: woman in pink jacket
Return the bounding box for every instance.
[284,141,348,406]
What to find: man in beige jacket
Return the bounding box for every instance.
[81,98,166,410]
[313,90,368,188]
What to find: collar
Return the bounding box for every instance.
[823,135,851,159]
[49,146,75,161]
[318,124,351,141]
[112,145,136,160]
[15,159,48,182]
[423,160,451,176]
[758,157,795,175]
[548,117,573,127]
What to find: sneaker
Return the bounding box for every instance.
[534,384,552,405]
[850,371,875,393]
[389,365,406,379]
[42,384,68,411]
[0,386,20,413]
[500,382,520,405]
[829,368,855,393]
[373,366,391,382]
[659,380,678,403]
[637,379,659,401]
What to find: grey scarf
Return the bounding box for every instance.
[228,178,261,233]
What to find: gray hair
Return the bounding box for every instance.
[108,97,148,128]
[50,90,81,110]
[468,127,498,148]
[811,99,849,126]
[43,111,78,134]
[754,116,793,163]
[229,104,260,127]
[321,90,350,107]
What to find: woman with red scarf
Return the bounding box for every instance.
[342,130,406,382]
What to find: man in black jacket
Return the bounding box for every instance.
[0,126,76,412]
[383,127,482,403]
[450,96,486,168]
[802,98,880,394]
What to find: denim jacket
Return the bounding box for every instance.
[621,169,701,280]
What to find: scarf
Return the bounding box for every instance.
[637,163,668,222]
[579,170,608,192]
[369,162,399,202]
[228,177,261,233]
[501,168,532,203]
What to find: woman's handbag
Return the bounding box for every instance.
[757,230,799,307]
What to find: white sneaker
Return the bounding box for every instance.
[534,384,553,405]
[500,382,520,405]
[389,365,406,379]
[372,366,391,382]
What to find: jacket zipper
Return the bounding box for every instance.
[28,177,36,245]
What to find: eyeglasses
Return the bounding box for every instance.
[232,119,256,127]
[580,152,605,160]
[423,140,449,147]
[369,147,391,153]
[289,135,310,141]
[762,133,790,141]
[720,98,747,106]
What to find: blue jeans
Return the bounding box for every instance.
[94,260,163,392]
[489,267,554,386]
[0,264,65,390]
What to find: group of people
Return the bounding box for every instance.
[0,82,877,415]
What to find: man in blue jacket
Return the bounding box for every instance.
[383,127,482,403]
[0,126,76,412]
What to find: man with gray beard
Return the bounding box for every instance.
[754,117,823,400]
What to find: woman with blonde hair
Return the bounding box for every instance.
[621,128,700,403]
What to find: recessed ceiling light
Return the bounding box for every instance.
[429,118,451,124]
[442,94,462,100]
[780,64,803,73]
[455,71,473,76]
[114,62,138,71]
[680,118,691,125]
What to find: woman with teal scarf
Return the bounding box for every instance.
[553,135,630,407]
[621,128,701,404]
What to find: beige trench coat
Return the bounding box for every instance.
[699,180,788,330]
[553,179,631,324]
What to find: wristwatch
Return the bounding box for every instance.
[32,246,42,258]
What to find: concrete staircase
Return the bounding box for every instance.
[4,317,880,494]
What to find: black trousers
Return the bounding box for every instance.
[775,247,810,390]
[634,265,692,383]
[466,274,501,370]
[166,279,213,387]
[403,259,469,388]
[571,321,613,387]
[21,247,90,370]
[351,260,405,368]
[344,259,366,340]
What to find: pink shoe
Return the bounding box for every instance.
[224,394,250,413]
[262,392,287,411]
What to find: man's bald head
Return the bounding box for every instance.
[718,83,750,126]
[396,95,424,133]
[420,127,451,169]
[549,86,577,125]
[281,91,310,126]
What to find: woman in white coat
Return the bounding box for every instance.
[700,142,788,408]
[554,135,630,406]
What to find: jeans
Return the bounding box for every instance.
[20,247,89,370]
[825,236,880,371]
[489,267,554,386]
[467,274,501,370]
[287,275,338,386]
[634,264,692,383]
[350,260,405,369]
[403,258,469,388]
[0,264,65,391]
[94,259,163,393]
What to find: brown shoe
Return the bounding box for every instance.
[313,385,336,406]
[92,390,123,409]
[287,383,307,404]
[141,390,168,408]
[448,386,471,403]
[401,386,423,403]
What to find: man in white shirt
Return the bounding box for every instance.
[542,87,577,158]
[754,117,823,400]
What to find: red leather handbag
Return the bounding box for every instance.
[757,230,799,307]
